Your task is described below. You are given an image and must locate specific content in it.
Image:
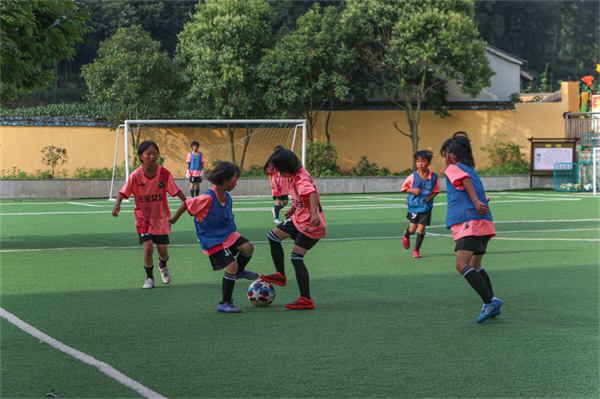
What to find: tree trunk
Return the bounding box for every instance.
[239,123,253,171]
[227,123,236,165]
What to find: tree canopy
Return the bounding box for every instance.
[343,0,494,161]
[0,0,91,105]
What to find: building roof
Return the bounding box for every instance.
[485,44,528,66]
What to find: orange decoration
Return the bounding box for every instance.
[582,75,594,88]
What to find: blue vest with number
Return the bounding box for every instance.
[189,152,203,171]
[445,163,493,229]
[407,171,438,213]
[194,189,236,250]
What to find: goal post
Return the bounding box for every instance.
[109,119,307,199]
[594,147,600,196]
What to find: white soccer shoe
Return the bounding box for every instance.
[143,278,155,289]
[160,267,171,284]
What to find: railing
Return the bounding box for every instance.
[564,112,600,140]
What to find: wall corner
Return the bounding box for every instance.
[561,81,580,113]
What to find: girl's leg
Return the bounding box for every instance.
[470,254,494,297]
[268,228,290,276]
[235,242,254,275]
[156,244,171,284]
[290,244,310,299]
[193,182,200,198]
[456,250,492,304]
[402,223,418,249]
[415,224,426,251]
[273,199,284,219]
[222,261,238,304]
[190,181,195,198]
[143,240,154,279]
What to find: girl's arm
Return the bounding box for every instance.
[176,191,187,202]
[462,177,489,215]
[284,205,296,218]
[308,192,320,226]
[168,202,188,225]
[425,192,438,202]
[112,193,125,217]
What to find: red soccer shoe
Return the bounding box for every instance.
[285,297,315,309]
[258,272,287,286]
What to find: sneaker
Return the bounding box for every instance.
[259,272,287,286]
[159,266,171,284]
[142,278,154,289]
[413,249,421,258]
[477,298,503,323]
[274,218,282,224]
[402,234,410,249]
[285,297,315,309]
[217,301,241,313]
[479,303,501,318]
[235,270,258,280]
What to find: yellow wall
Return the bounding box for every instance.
[0,82,579,177]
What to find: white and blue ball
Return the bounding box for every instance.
[248,280,275,307]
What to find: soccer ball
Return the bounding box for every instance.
[247,280,275,307]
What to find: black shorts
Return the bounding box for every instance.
[208,236,250,271]
[454,235,492,255]
[275,217,320,251]
[272,195,289,201]
[139,233,170,245]
[190,176,202,183]
[406,209,432,226]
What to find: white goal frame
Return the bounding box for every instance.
[110,119,307,200]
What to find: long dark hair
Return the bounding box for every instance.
[137,141,159,164]
[263,148,302,176]
[208,161,241,185]
[440,131,475,167]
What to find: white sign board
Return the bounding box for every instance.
[533,147,573,171]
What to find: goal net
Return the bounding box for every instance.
[109,119,307,200]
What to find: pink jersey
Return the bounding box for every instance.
[289,166,326,239]
[186,152,206,177]
[270,169,290,196]
[445,164,495,241]
[400,170,440,193]
[184,186,241,255]
[119,165,182,235]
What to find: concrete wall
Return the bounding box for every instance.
[0,175,553,200]
[0,82,580,178]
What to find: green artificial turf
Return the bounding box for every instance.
[1,191,599,398]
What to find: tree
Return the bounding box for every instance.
[0,0,91,105]
[175,0,273,168]
[343,0,494,168]
[260,4,363,143]
[81,25,177,168]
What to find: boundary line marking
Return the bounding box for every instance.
[0,307,167,399]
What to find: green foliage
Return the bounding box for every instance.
[72,164,126,179]
[478,133,530,175]
[0,101,118,118]
[41,145,68,177]
[240,164,265,178]
[342,0,494,161]
[305,140,340,177]
[0,0,91,105]
[474,1,599,92]
[1,167,50,179]
[348,156,395,177]
[260,3,364,142]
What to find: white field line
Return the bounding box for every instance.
[0,307,167,399]
[2,225,599,253]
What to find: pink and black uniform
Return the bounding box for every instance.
[271,169,290,198]
[119,165,181,241]
[288,166,326,240]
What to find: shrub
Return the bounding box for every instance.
[241,164,264,178]
[305,141,340,177]
[478,133,530,175]
[348,156,397,177]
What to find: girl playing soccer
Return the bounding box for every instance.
[112,140,187,289]
[168,161,258,313]
[186,141,205,198]
[401,150,440,258]
[441,131,502,323]
[268,145,290,223]
[259,149,327,309]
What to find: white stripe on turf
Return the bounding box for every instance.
[0,307,167,399]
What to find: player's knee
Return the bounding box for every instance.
[241,242,254,256]
[226,261,238,275]
[268,230,281,243]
